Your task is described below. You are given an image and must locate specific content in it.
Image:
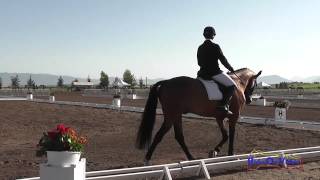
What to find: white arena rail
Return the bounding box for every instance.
[2,98,320,131]
[17,146,320,180]
[26,99,320,132]
[0,97,27,101]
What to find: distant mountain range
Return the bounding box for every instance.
[0,72,319,86]
[0,73,163,87]
[257,75,292,84]
[257,75,320,84]
[290,76,320,83]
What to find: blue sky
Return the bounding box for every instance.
[0,0,319,79]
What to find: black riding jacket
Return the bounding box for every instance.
[197,40,234,80]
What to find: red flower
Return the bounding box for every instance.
[48,131,58,140]
[56,124,69,134]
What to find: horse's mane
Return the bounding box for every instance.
[227,68,251,75]
[228,68,255,81]
[234,68,250,73]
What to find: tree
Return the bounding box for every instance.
[99,71,109,90]
[57,76,64,87]
[0,77,2,89]
[27,75,36,89]
[11,75,20,89]
[279,82,289,89]
[123,69,136,87]
[139,77,144,88]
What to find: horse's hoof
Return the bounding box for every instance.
[144,159,151,166]
[209,150,218,158]
[208,151,213,158]
[213,151,218,157]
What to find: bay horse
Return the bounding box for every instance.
[136,68,262,164]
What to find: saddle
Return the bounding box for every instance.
[197,77,225,100]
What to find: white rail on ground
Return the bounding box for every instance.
[0,96,27,101]
[17,146,320,180]
[2,97,319,131]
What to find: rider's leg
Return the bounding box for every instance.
[212,72,236,114]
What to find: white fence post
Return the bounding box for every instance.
[49,96,55,102]
[27,94,33,100]
[197,160,210,179]
[159,166,172,180]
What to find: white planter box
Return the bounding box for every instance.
[40,158,85,180]
[27,94,33,100]
[113,98,121,107]
[49,96,55,102]
[275,107,286,121]
[46,151,81,167]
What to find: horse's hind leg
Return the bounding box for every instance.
[174,118,194,160]
[144,118,173,165]
[209,118,228,158]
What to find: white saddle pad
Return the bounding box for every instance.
[197,77,223,100]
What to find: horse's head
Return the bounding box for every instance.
[244,70,262,104]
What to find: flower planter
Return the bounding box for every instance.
[49,95,55,102]
[274,107,286,121]
[46,151,81,167]
[113,98,121,107]
[27,94,33,100]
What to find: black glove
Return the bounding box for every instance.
[229,67,235,73]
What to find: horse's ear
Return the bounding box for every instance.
[255,71,262,78]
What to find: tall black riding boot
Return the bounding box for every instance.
[216,85,236,115]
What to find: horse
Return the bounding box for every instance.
[136,68,262,164]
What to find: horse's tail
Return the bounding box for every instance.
[136,81,164,150]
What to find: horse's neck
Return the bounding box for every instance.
[234,72,252,90]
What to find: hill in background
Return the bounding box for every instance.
[257,75,292,84]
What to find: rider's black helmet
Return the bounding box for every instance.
[203,26,216,39]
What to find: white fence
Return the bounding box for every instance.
[10,99,320,179]
[0,89,50,97]
[24,99,320,132]
[83,89,149,99]
[1,97,319,131]
[0,97,27,101]
[17,146,320,180]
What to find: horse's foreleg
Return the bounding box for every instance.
[174,119,194,160]
[144,120,172,164]
[228,119,237,156]
[209,118,228,158]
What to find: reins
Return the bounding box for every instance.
[232,72,246,86]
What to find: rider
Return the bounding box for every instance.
[197,26,236,115]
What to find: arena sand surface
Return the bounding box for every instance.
[0,100,320,180]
